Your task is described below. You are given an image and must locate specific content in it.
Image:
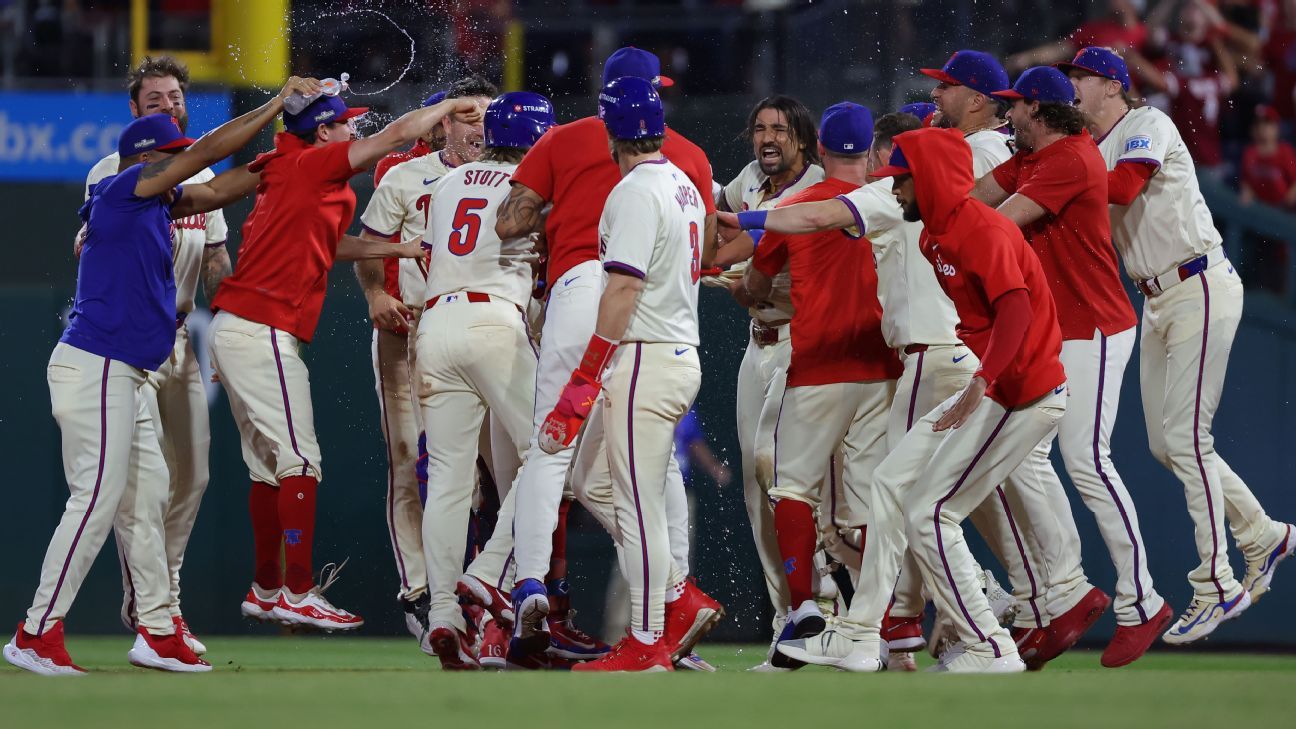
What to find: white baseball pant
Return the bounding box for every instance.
[602,343,700,633]
[25,343,172,637]
[371,326,426,600]
[414,296,537,632]
[1141,261,1288,602]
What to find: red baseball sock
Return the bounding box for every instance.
[547,500,572,614]
[774,499,816,607]
[278,475,318,594]
[248,481,282,589]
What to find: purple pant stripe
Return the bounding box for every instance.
[995,486,1043,626]
[1192,274,1227,602]
[934,408,1012,658]
[497,550,515,591]
[376,342,410,591]
[626,344,652,631]
[270,328,311,478]
[906,351,925,430]
[39,358,112,636]
[1092,333,1148,622]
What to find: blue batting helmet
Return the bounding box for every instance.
[598,77,664,141]
[484,91,556,149]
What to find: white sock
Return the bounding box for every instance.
[665,580,686,604]
[631,629,660,644]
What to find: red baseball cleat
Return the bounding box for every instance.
[479,617,507,671]
[1028,588,1111,670]
[663,578,725,661]
[424,623,480,671]
[271,587,364,631]
[173,615,207,656]
[240,583,280,622]
[128,627,212,673]
[1101,602,1173,668]
[547,610,611,660]
[2,621,85,676]
[571,633,673,673]
[1011,625,1047,667]
[457,575,515,630]
[881,614,925,652]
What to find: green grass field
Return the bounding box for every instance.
[3,637,1292,728]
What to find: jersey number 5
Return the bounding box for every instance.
[449,198,489,256]
[689,221,700,284]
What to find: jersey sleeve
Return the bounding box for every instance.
[1115,111,1173,169]
[968,227,1029,304]
[1012,150,1083,215]
[359,171,408,239]
[837,181,899,240]
[751,230,789,277]
[511,130,556,201]
[991,155,1022,196]
[600,186,659,279]
[721,170,746,213]
[298,139,361,184]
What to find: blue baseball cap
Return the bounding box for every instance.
[870,141,911,178]
[599,76,664,140]
[422,90,449,107]
[819,102,874,154]
[117,113,195,157]
[920,50,1010,98]
[899,102,937,120]
[1055,47,1131,92]
[602,47,674,88]
[484,91,556,149]
[284,95,370,134]
[993,66,1075,104]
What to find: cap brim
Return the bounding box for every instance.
[920,68,960,85]
[869,164,911,178]
[656,75,674,87]
[337,107,370,123]
[156,136,196,151]
[991,89,1026,100]
[1053,61,1091,75]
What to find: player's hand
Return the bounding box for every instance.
[538,370,601,454]
[73,223,88,259]
[277,76,321,102]
[728,278,757,308]
[933,376,988,432]
[395,235,425,258]
[367,291,413,333]
[440,98,485,126]
[716,211,742,242]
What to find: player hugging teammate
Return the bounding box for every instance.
[8,44,1293,677]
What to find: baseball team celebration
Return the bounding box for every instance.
[2,0,1294,725]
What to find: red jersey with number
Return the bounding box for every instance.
[991,133,1136,341]
[511,116,715,282]
[212,134,362,342]
[752,178,900,388]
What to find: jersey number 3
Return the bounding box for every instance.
[448,198,489,256]
[689,221,700,284]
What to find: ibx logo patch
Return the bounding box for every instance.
[1124,135,1152,153]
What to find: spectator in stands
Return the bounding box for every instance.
[1007,0,1148,73]
[1263,0,1296,139]
[1239,104,1296,292]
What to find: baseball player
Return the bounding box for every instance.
[1065,47,1294,643]
[79,55,230,657]
[354,76,497,639]
[373,89,449,186]
[973,65,1168,668]
[212,90,482,632]
[740,102,901,650]
[782,128,1068,674]
[536,76,707,673]
[493,47,717,661]
[709,94,826,671]
[409,91,555,670]
[4,83,317,675]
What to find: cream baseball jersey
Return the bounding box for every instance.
[599,159,705,346]
[359,151,454,306]
[1096,106,1222,280]
[421,160,536,308]
[966,127,1015,179]
[721,160,825,322]
[86,153,228,315]
[837,178,961,349]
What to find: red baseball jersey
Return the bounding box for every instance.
[510,116,715,283]
[1242,142,1296,207]
[992,133,1136,341]
[212,134,362,342]
[753,178,900,388]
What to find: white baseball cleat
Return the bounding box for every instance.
[1243,524,1294,603]
[776,630,883,672]
[1162,591,1252,645]
[984,569,1019,627]
[787,599,828,639]
[127,628,212,673]
[272,588,364,631]
[748,614,792,672]
[927,646,1025,674]
[887,650,918,672]
[240,583,281,622]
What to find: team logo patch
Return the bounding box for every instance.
[783,557,798,575]
[314,109,336,122]
[284,529,302,545]
[133,138,156,149]
[1124,135,1152,153]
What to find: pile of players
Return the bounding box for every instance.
[3,42,1292,676]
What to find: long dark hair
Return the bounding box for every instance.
[1032,101,1088,136]
[743,95,821,166]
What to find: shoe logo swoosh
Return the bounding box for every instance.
[1054,385,1066,394]
[952,354,968,363]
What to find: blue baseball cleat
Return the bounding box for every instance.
[509,578,550,658]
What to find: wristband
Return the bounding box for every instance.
[736,210,768,231]
[749,229,764,249]
[576,333,620,381]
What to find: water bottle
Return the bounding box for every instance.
[283,73,350,115]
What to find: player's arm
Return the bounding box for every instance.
[741,262,773,302]
[169,164,259,217]
[688,440,732,488]
[353,231,412,331]
[201,244,232,300]
[496,182,546,240]
[995,193,1050,228]
[135,77,318,198]
[971,169,1012,208]
[594,272,644,342]
[348,99,483,171]
[718,198,856,236]
[336,233,424,262]
[933,288,1031,432]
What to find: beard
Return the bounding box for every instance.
[901,199,922,222]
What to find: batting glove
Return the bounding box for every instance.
[538,333,619,454]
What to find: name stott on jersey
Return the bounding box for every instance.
[360,151,454,307]
[86,152,228,314]
[721,160,824,321]
[421,160,536,307]
[1096,106,1222,280]
[599,159,706,346]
